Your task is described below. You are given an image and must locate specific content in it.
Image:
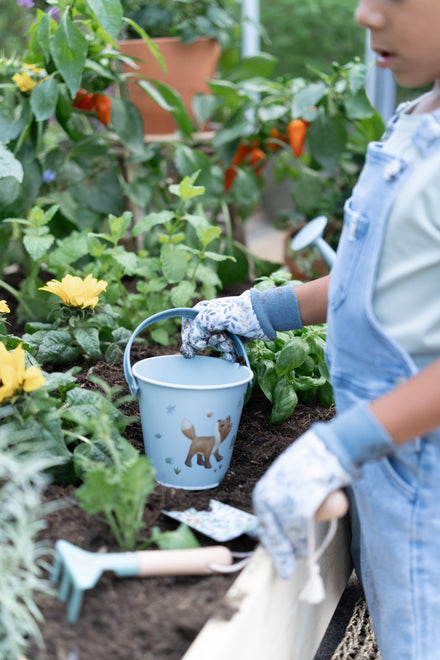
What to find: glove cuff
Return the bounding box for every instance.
[312,402,395,476]
[250,284,303,340]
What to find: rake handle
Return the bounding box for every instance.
[135,545,233,576]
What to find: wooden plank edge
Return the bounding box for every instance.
[183,515,353,660]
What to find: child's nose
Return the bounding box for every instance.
[355,0,386,30]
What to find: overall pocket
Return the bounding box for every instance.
[328,198,369,310]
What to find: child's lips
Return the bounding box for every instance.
[375,50,396,69]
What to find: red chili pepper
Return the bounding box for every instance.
[94,94,112,126]
[73,89,95,112]
[287,119,307,158]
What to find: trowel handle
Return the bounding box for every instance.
[315,490,349,523]
[135,545,233,576]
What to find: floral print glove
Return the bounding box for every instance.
[252,430,353,579]
[181,291,270,361]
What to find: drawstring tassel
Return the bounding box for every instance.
[299,517,338,604]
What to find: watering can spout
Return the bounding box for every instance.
[290,215,336,268]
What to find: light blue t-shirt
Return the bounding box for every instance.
[374,107,440,369]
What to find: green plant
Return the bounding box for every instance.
[0,341,137,484]
[0,0,165,234]
[246,270,333,423]
[208,56,385,240]
[0,424,59,658]
[22,273,131,364]
[120,0,239,45]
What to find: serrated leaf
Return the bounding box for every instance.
[23,234,54,261]
[161,243,188,283]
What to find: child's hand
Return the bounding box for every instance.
[180,290,270,360]
[252,430,353,578]
[253,402,395,578]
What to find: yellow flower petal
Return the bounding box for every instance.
[0,300,10,313]
[12,71,37,92]
[39,274,107,309]
[23,366,46,392]
[0,363,21,396]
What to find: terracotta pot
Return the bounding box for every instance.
[118,37,221,135]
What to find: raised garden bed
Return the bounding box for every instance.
[29,342,351,660]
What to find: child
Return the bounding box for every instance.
[181,1,440,657]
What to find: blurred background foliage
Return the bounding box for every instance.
[2,0,364,77]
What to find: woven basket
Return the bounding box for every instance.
[331,596,382,660]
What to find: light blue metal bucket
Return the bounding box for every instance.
[123,308,254,490]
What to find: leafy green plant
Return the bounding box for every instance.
[0,341,136,483]
[0,424,61,658]
[246,271,333,424]
[22,273,131,364]
[207,57,386,240]
[0,0,167,232]
[120,0,239,45]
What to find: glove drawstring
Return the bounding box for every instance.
[299,517,338,604]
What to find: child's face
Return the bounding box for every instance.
[355,0,440,89]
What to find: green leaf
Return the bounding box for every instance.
[0,144,23,183]
[131,210,175,236]
[161,243,188,283]
[170,280,196,307]
[275,338,309,376]
[110,97,145,153]
[50,12,88,97]
[30,76,58,121]
[307,113,347,169]
[151,523,200,550]
[291,81,326,120]
[270,377,298,424]
[73,327,101,359]
[35,10,52,62]
[23,234,54,261]
[344,89,375,120]
[87,0,123,41]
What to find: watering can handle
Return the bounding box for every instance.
[123,307,251,396]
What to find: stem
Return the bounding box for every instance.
[0,279,35,319]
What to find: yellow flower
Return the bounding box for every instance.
[0,343,46,404]
[39,274,107,310]
[12,71,37,92]
[0,300,10,314]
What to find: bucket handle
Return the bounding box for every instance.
[123,307,252,396]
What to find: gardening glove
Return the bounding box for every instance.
[253,402,395,580]
[181,285,303,361]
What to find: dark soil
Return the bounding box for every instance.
[30,343,335,660]
[2,273,335,659]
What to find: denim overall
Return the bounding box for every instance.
[326,107,440,659]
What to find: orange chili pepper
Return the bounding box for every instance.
[246,147,266,177]
[94,94,112,126]
[224,166,237,192]
[267,127,287,151]
[287,119,307,158]
[231,143,254,166]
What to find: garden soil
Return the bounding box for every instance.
[27,339,335,660]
